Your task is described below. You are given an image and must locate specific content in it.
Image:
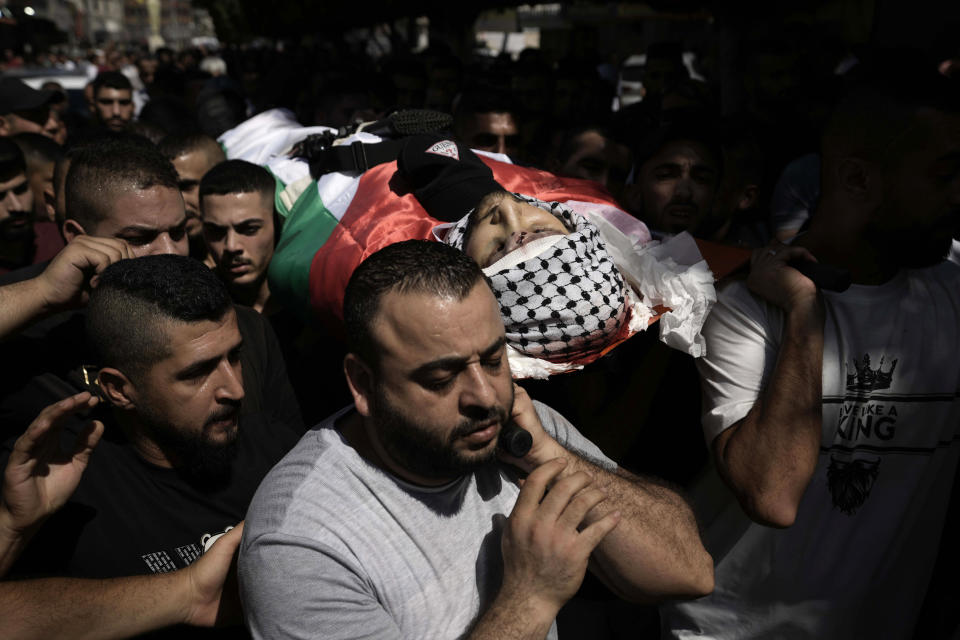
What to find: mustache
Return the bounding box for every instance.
[205,402,241,427]
[448,406,509,440]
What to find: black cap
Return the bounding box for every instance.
[0,78,57,116]
[397,134,505,223]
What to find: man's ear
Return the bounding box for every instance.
[97,367,137,410]
[737,184,759,212]
[343,353,374,417]
[836,157,880,205]
[62,218,86,244]
[43,191,56,222]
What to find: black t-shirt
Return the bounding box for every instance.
[2,305,306,579]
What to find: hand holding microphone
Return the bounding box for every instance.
[498,422,532,458]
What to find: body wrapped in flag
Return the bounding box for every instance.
[220,109,725,377]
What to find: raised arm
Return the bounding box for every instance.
[0,522,244,640]
[707,242,824,528]
[503,385,713,604]
[0,392,103,576]
[0,236,132,339]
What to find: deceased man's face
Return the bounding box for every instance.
[464,192,570,267]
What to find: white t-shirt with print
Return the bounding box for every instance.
[662,260,960,639]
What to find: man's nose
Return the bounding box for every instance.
[494,135,506,155]
[6,190,24,213]
[674,175,694,200]
[459,363,497,414]
[216,360,245,403]
[225,230,242,254]
[505,230,528,253]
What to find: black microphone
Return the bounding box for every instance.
[498,423,532,458]
[789,259,852,292]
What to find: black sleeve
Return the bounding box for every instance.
[235,306,306,437]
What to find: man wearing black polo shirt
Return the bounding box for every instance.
[0,255,304,637]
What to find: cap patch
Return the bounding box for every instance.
[425,140,460,161]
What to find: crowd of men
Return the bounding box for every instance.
[0,34,958,640]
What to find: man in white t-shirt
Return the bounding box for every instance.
[239,240,713,640]
[661,57,960,639]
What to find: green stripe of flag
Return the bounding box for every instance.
[266,168,289,218]
[268,181,339,319]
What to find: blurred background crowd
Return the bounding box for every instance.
[2,1,958,253]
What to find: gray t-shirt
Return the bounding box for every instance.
[239,401,614,640]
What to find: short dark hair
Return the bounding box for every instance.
[635,114,723,175]
[199,159,275,203]
[11,132,63,170]
[92,71,133,95]
[86,254,233,380]
[343,240,485,369]
[453,89,520,131]
[65,138,180,232]
[158,132,224,163]
[0,138,26,183]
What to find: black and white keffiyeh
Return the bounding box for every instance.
[445,193,628,362]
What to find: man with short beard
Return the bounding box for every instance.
[90,71,135,134]
[625,117,722,239]
[199,159,278,312]
[239,240,713,640]
[159,132,227,263]
[660,57,960,639]
[0,139,62,276]
[0,255,304,636]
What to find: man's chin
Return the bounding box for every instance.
[661,211,699,234]
[451,446,499,473]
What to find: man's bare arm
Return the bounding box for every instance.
[506,386,714,604]
[0,236,131,339]
[711,243,824,528]
[0,523,243,640]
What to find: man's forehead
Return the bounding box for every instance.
[174,149,219,178]
[161,308,239,360]
[101,185,185,227]
[373,284,504,364]
[203,191,273,223]
[472,112,518,133]
[97,87,131,99]
[645,139,718,170]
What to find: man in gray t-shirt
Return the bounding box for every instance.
[239,241,713,639]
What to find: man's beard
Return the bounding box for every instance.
[370,383,513,482]
[0,211,35,242]
[138,402,241,487]
[104,117,128,131]
[870,218,956,270]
